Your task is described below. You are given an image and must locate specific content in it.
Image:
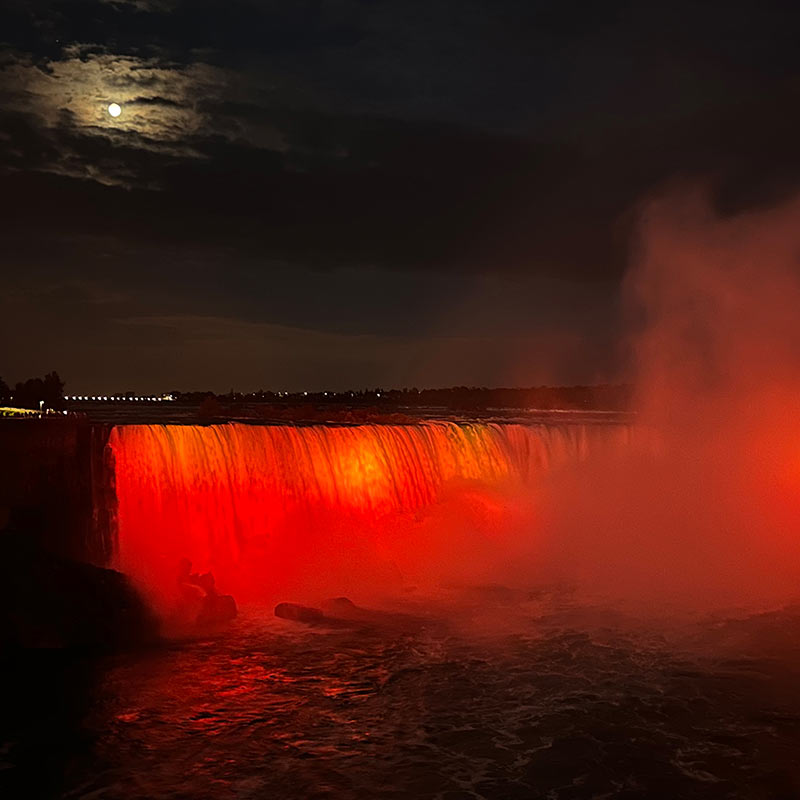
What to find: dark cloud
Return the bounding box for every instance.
[1,0,799,389]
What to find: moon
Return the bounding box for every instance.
[108,102,122,118]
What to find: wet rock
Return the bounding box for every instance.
[197,593,237,625]
[274,602,325,624]
[0,531,158,649]
[322,596,359,616]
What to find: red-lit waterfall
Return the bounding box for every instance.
[108,421,630,607]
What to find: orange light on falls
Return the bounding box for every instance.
[108,421,630,609]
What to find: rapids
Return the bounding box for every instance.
[7,596,799,799]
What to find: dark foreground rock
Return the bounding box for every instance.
[0,532,158,649]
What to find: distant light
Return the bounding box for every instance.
[108,102,122,118]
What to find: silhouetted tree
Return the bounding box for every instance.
[0,376,9,402]
[13,371,65,410]
[43,371,65,407]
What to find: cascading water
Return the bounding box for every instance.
[108,421,631,607]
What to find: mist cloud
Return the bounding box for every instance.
[533,185,800,611]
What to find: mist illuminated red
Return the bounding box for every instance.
[534,185,800,611]
[108,421,628,611]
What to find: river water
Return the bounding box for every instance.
[12,591,797,800]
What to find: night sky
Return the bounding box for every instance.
[3,0,799,393]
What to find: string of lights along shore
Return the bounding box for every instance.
[65,395,173,402]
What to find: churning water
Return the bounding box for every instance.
[26,593,800,800]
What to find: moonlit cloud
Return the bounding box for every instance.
[0,48,235,185]
[3,0,800,389]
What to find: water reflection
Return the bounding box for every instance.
[27,601,795,799]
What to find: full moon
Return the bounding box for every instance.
[107,102,122,118]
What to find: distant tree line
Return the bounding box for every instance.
[0,377,631,413]
[0,372,65,410]
[175,384,633,412]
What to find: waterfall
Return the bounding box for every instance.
[108,421,631,602]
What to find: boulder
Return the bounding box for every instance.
[274,602,325,624]
[0,530,158,649]
[197,593,237,624]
